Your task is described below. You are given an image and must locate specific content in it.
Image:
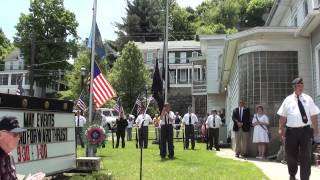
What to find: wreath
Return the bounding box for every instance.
[85,124,107,145]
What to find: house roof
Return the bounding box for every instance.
[3,49,20,62]
[295,9,320,37]
[134,41,200,51]
[221,27,297,87]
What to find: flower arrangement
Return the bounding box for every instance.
[85,125,107,145]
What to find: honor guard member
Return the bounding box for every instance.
[278,77,320,180]
[136,106,152,148]
[182,107,198,150]
[160,103,176,160]
[74,111,86,148]
[206,110,222,151]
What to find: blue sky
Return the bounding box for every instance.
[0,0,204,42]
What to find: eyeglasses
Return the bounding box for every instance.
[0,130,20,138]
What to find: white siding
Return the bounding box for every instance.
[207,47,223,93]
[207,94,225,112]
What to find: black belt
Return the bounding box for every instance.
[286,125,310,130]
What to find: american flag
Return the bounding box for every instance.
[92,61,116,107]
[113,97,123,113]
[77,92,87,111]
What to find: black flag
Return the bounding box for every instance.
[152,59,164,112]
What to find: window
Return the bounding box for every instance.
[180,52,187,64]
[10,62,13,70]
[147,51,153,64]
[178,69,188,83]
[25,74,29,85]
[194,68,201,81]
[0,74,9,85]
[169,69,176,84]
[293,15,297,27]
[304,0,308,18]
[11,74,23,85]
[192,52,198,57]
[169,52,175,64]
[19,62,23,70]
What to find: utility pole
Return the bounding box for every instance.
[29,33,35,97]
[164,0,169,103]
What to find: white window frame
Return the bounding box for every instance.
[169,52,175,64]
[180,69,187,82]
[147,51,153,64]
[192,52,198,57]
[180,52,187,64]
[314,43,320,96]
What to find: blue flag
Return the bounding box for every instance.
[87,23,106,59]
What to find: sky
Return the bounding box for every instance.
[0,0,204,42]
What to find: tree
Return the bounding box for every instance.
[58,49,109,101]
[0,28,13,65]
[115,0,162,50]
[170,4,196,40]
[244,0,273,27]
[109,41,150,113]
[14,0,78,97]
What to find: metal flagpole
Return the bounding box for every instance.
[164,0,169,103]
[87,0,97,157]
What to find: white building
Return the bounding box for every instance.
[211,0,320,155]
[1,48,66,97]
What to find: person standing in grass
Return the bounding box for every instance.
[182,107,198,150]
[127,114,134,141]
[206,110,222,151]
[174,112,182,138]
[252,105,269,159]
[153,114,160,143]
[136,106,152,148]
[115,111,128,148]
[160,103,176,160]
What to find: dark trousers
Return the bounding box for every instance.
[185,125,195,149]
[208,128,220,150]
[127,128,132,141]
[75,127,84,148]
[116,129,125,148]
[285,126,313,180]
[139,126,148,148]
[160,124,174,158]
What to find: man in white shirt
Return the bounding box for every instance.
[74,110,86,148]
[136,107,152,148]
[127,114,134,141]
[278,77,320,180]
[182,107,198,150]
[206,110,222,151]
[160,103,176,159]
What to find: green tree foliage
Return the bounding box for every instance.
[115,0,162,50]
[244,0,273,27]
[170,3,196,40]
[109,42,150,113]
[0,28,13,64]
[14,0,78,97]
[58,49,109,102]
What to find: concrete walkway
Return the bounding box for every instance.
[216,148,320,180]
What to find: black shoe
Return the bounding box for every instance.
[235,154,240,158]
[289,176,297,180]
[216,149,220,151]
[169,156,174,160]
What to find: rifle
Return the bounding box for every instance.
[206,125,209,150]
[183,127,185,150]
[135,127,138,149]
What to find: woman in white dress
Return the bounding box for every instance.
[252,105,269,159]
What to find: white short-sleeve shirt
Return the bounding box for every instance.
[206,115,222,128]
[277,92,320,127]
[182,113,198,125]
[160,111,176,125]
[136,114,152,127]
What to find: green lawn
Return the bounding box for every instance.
[77,129,269,180]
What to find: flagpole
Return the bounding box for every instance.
[164,0,169,103]
[88,0,97,157]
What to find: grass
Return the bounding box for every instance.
[76,127,269,180]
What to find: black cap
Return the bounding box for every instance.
[0,116,26,133]
[292,77,303,85]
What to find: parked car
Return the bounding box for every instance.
[97,108,119,128]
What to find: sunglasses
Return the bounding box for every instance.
[0,130,20,138]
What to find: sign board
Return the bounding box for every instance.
[0,93,75,175]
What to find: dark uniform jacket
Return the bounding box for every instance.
[116,118,128,132]
[0,148,17,180]
[232,107,251,132]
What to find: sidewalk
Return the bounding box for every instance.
[216,148,320,180]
